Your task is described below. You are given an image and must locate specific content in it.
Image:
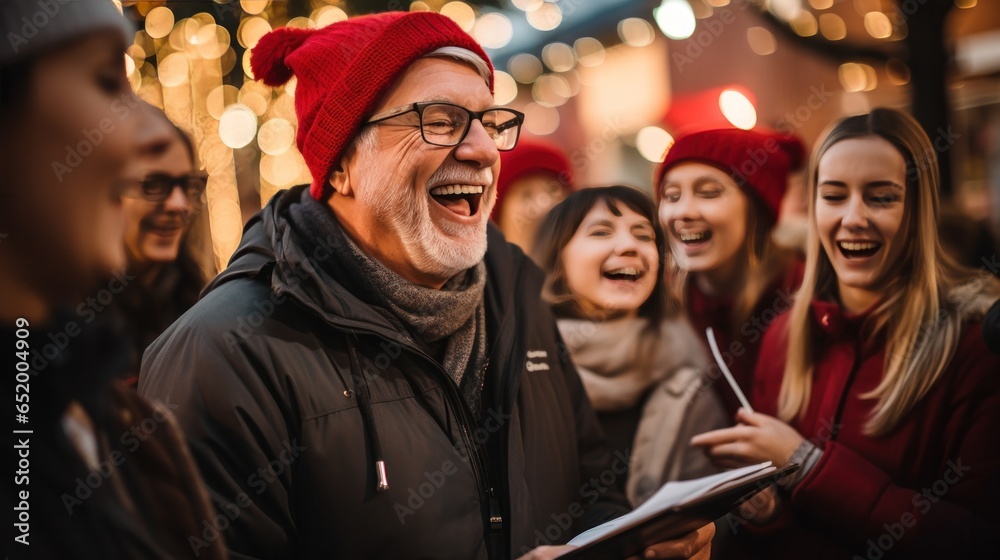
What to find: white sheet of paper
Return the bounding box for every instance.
[568,462,774,547]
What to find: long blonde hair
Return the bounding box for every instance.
[779,108,1000,436]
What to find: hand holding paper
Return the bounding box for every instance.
[558,462,796,559]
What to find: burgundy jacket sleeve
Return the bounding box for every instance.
[790,323,1000,557]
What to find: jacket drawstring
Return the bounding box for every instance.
[347,343,389,492]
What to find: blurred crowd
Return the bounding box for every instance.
[3,1,1000,560]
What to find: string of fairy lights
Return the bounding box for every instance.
[112,0,979,269]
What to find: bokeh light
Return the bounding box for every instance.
[747,27,777,55]
[542,42,576,72]
[509,53,544,84]
[532,74,572,107]
[838,62,867,92]
[886,59,911,85]
[574,38,606,67]
[654,0,696,40]
[719,90,757,130]
[769,0,803,21]
[619,18,656,47]
[791,12,819,37]
[239,17,272,49]
[819,13,847,41]
[219,104,258,149]
[257,118,296,156]
[145,6,174,39]
[493,71,519,105]
[207,84,240,120]
[158,53,190,87]
[523,103,561,135]
[314,6,349,28]
[474,13,513,49]
[260,151,303,187]
[636,126,674,163]
[240,0,270,16]
[527,2,563,32]
[512,0,544,10]
[864,12,893,39]
[441,2,476,32]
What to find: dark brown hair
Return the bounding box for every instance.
[532,185,672,325]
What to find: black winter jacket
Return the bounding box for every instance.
[139,187,629,560]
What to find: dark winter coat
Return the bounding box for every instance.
[12,312,226,560]
[139,186,629,560]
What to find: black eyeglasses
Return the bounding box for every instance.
[120,173,208,202]
[366,102,524,151]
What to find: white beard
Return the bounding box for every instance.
[356,157,495,280]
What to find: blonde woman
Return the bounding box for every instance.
[691,108,1000,559]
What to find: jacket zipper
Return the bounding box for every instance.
[341,326,502,558]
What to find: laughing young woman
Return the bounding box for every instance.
[656,129,805,417]
[533,186,726,507]
[691,108,1000,559]
[113,117,211,386]
[0,1,225,556]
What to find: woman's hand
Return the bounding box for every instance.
[736,485,782,526]
[689,409,805,469]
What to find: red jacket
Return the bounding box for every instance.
[742,299,1000,559]
[686,262,803,418]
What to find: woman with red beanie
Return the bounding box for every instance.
[656,128,805,418]
[691,108,1000,559]
[493,137,574,254]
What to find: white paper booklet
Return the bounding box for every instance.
[568,462,775,547]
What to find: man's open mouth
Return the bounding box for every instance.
[429,185,484,217]
[602,267,644,282]
[678,230,711,244]
[837,240,881,259]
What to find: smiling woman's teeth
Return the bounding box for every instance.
[679,231,708,242]
[839,241,878,251]
[603,267,642,281]
[610,267,638,276]
[429,185,484,195]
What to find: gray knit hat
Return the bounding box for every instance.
[1,0,134,65]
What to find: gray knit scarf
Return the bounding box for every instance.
[291,193,488,417]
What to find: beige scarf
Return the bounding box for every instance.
[558,316,726,506]
[557,316,706,411]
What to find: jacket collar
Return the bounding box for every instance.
[810,298,878,338]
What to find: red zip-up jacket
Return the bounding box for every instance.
[739,298,1000,559]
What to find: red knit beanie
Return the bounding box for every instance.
[250,12,494,200]
[492,138,574,221]
[654,128,805,221]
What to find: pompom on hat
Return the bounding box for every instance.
[493,138,574,221]
[654,128,805,222]
[250,11,494,200]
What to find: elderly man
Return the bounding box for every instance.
[140,11,713,560]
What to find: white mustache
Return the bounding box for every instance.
[427,165,493,188]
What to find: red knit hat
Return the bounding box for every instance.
[492,138,574,221]
[251,12,494,200]
[654,128,805,221]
